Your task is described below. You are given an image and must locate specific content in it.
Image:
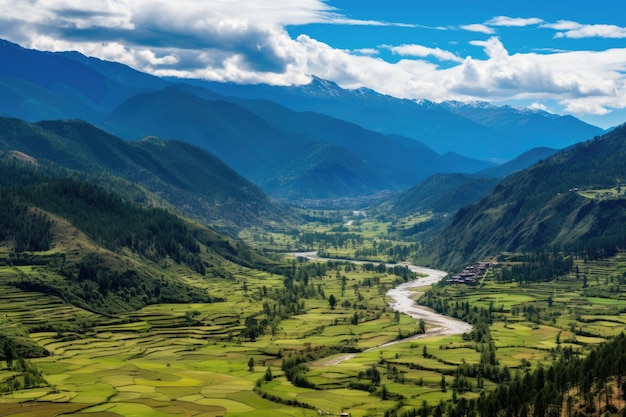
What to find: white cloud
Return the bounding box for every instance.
[528,102,549,112]
[0,0,134,29]
[469,37,509,60]
[443,39,626,117]
[543,20,626,39]
[352,48,379,56]
[460,24,495,34]
[0,2,626,121]
[0,0,417,76]
[486,16,543,27]
[383,44,463,63]
[541,20,580,31]
[558,25,626,39]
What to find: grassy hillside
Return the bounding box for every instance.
[0,157,274,315]
[427,124,626,268]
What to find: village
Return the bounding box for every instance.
[446,261,500,285]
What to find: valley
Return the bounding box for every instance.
[1,37,626,417]
[3,207,626,416]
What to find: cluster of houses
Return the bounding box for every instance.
[446,261,499,285]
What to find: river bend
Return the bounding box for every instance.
[293,252,473,363]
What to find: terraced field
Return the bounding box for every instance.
[1,262,473,417]
[0,283,273,416]
[2,251,626,416]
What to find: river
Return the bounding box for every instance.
[293,252,473,364]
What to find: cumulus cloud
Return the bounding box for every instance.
[528,102,550,112]
[383,44,463,63]
[444,39,626,116]
[0,0,134,29]
[543,20,626,39]
[0,2,625,121]
[0,0,418,77]
[486,16,543,27]
[352,48,379,56]
[460,24,495,34]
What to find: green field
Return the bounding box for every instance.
[0,258,461,416]
[3,213,626,416]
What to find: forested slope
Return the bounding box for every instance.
[427,124,626,268]
[0,157,273,315]
[0,116,293,229]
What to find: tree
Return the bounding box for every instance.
[3,342,16,370]
[367,365,381,385]
[328,294,337,310]
[380,384,389,400]
[264,366,273,381]
[248,357,254,372]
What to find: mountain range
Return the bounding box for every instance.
[1,37,625,283]
[0,39,605,202]
[188,76,604,161]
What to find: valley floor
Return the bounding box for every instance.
[3,218,626,416]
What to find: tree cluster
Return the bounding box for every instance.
[0,190,53,252]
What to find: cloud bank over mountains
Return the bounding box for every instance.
[1,0,625,127]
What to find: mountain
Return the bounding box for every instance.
[0,39,165,123]
[475,146,559,178]
[0,116,292,230]
[226,95,493,185]
[380,146,559,220]
[388,173,500,217]
[258,141,387,199]
[188,76,604,161]
[57,50,168,92]
[427,123,626,267]
[182,77,503,159]
[105,86,302,181]
[106,85,493,199]
[440,101,603,159]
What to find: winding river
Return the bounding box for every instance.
[293,252,473,364]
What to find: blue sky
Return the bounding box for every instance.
[1,0,625,128]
